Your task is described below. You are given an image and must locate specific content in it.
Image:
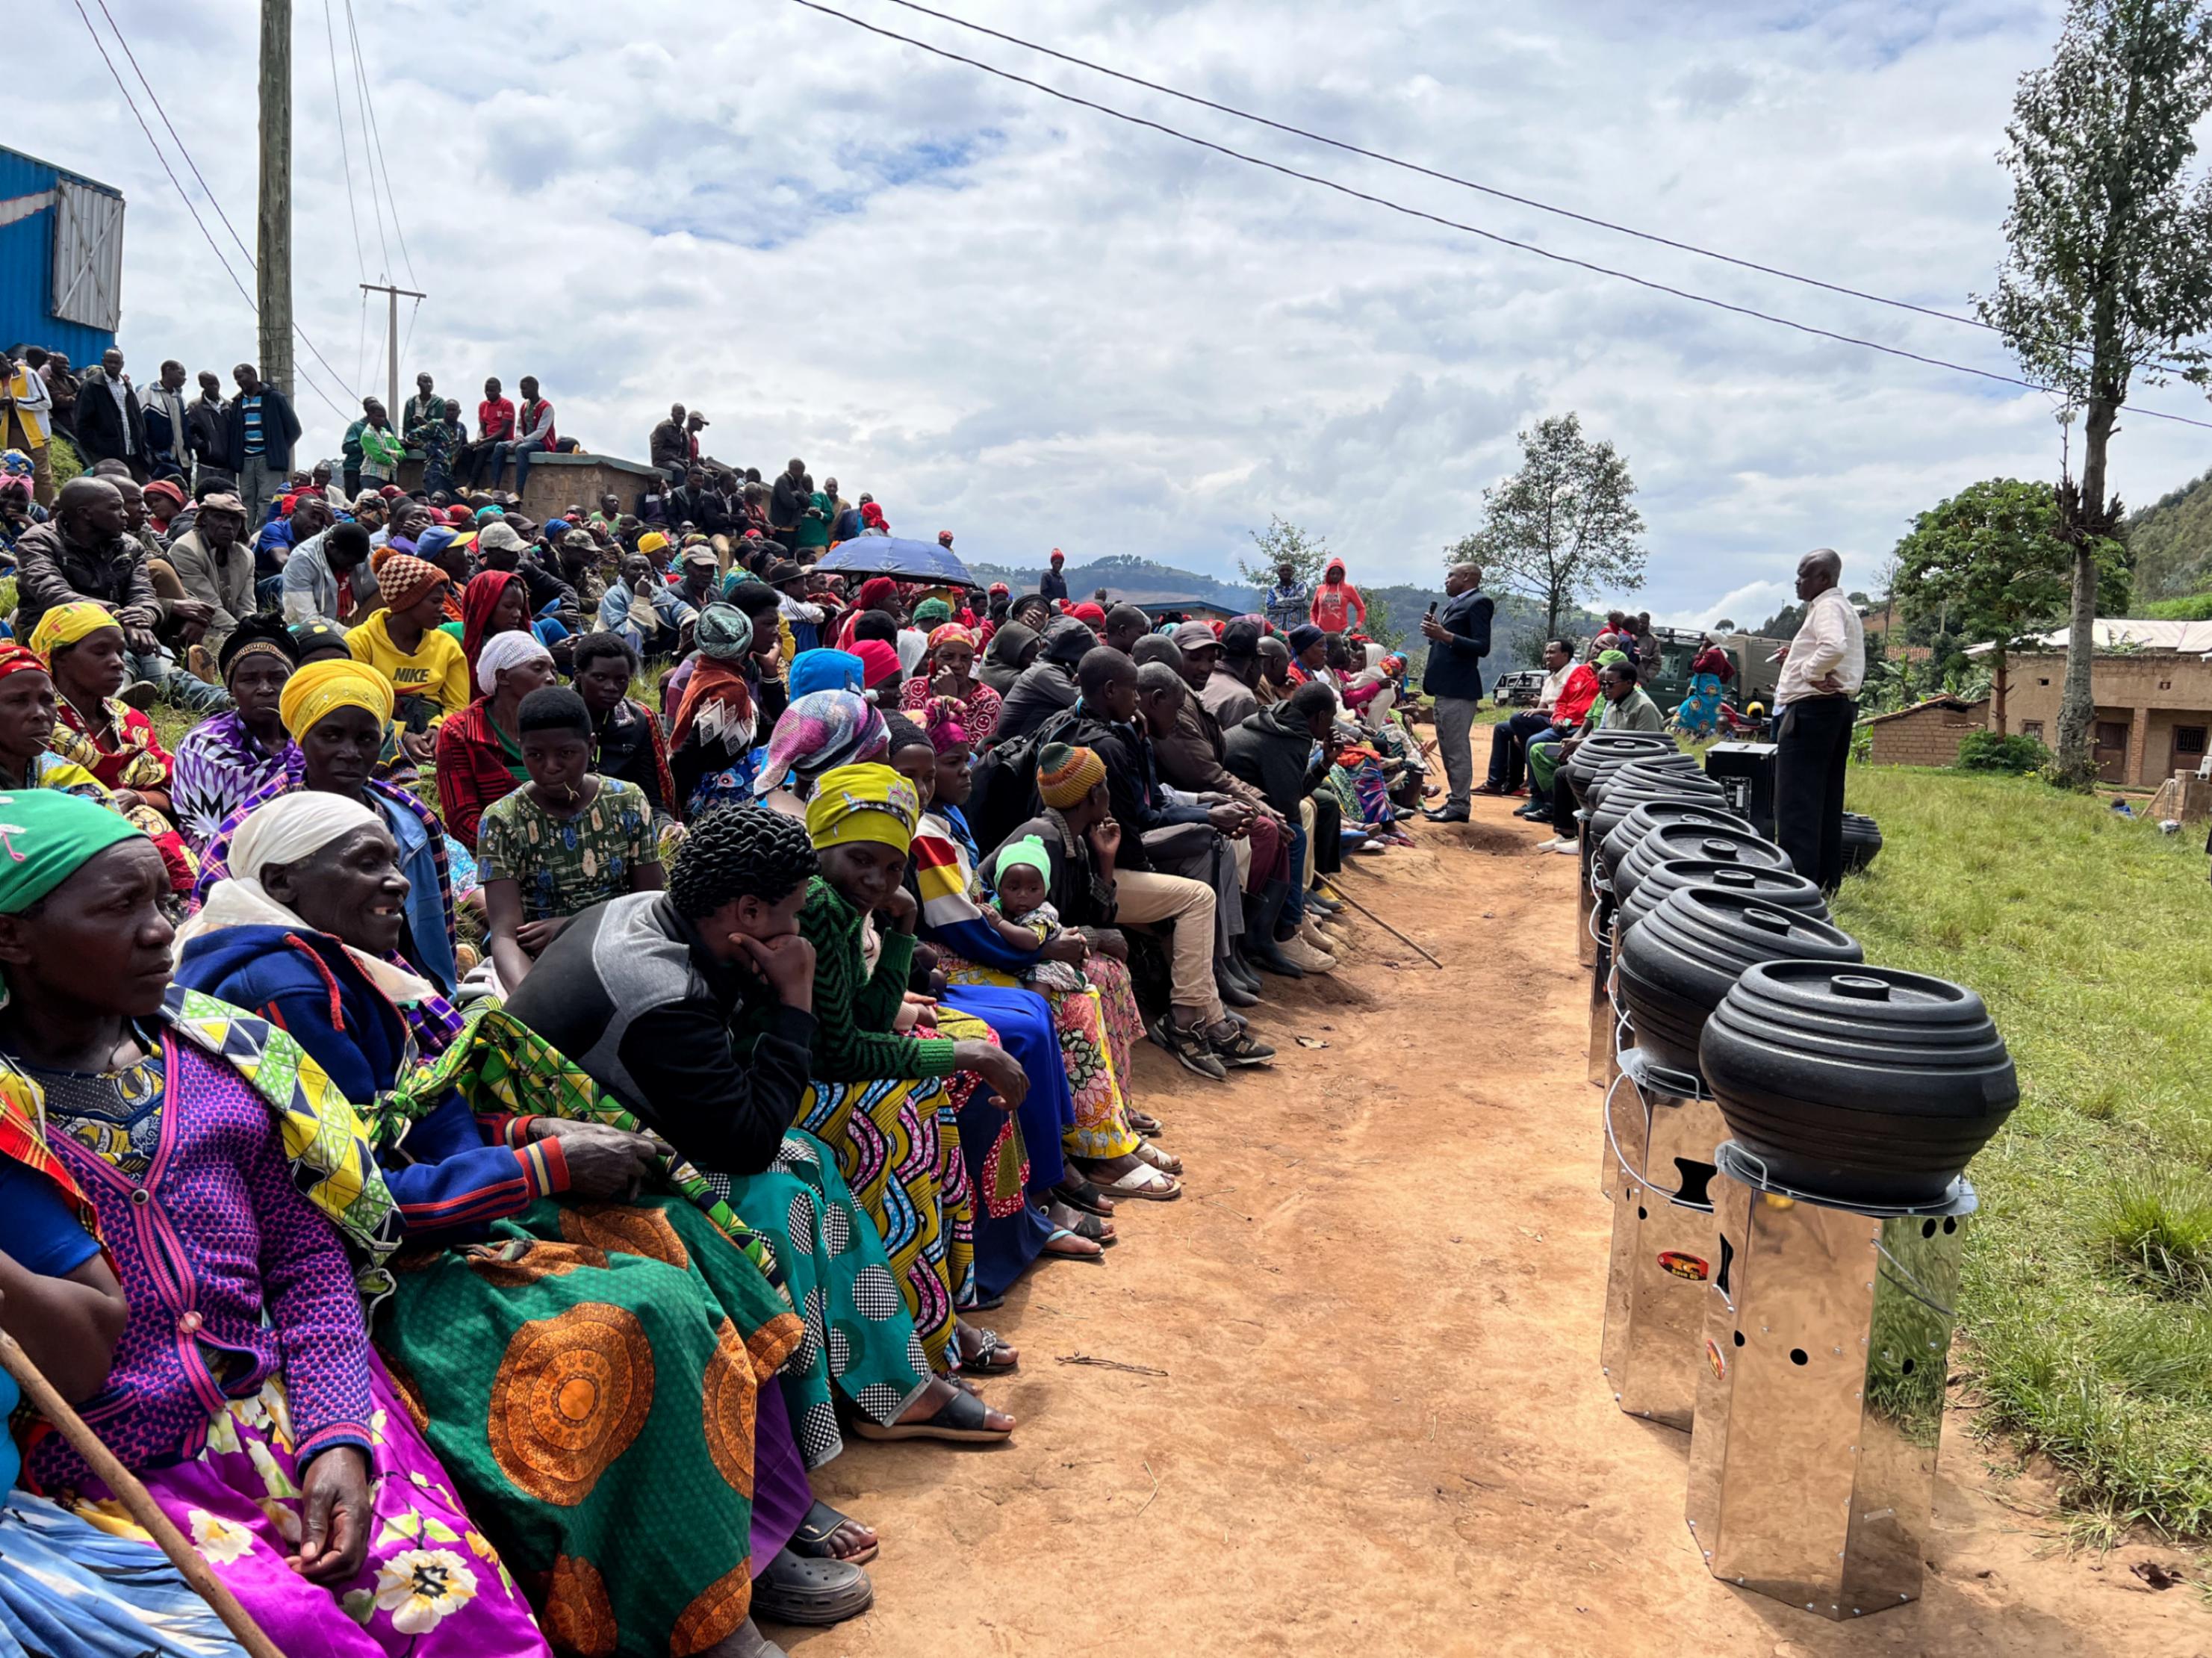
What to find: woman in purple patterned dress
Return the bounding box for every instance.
[168,615,301,847]
[0,792,550,1657]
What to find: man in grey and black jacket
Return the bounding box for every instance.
[1420,562,1494,822]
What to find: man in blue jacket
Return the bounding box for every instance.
[223,362,303,521]
[1420,562,1494,822]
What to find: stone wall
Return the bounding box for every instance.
[394,450,665,520]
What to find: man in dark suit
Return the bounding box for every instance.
[72,348,151,480]
[1420,562,1494,822]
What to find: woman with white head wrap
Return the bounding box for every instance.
[434,630,559,850]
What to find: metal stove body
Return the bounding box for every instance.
[1684,1143,1972,1620]
[1600,1049,1727,1430]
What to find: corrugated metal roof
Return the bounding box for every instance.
[1966,619,2212,655]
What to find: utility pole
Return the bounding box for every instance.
[359,282,426,417]
[256,0,293,397]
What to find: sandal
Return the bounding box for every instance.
[1125,1109,1164,1137]
[1052,1176,1117,1218]
[958,1326,1019,1372]
[851,1387,1012,1444]
[789,1498,878,1567]
[750,1547,874,1626]
[1044,1227,1109,1262]
[1094,1161,1183,1202]
[1134,1140,1184,1176]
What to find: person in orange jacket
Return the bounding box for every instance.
[1309,557,1367,635]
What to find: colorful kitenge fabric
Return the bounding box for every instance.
[792,1072,972,1375]
[716,1131,933,1468]
[377,1194,801,1658]
[1674,671,1725,737]
[52,697,173,795]
[0,1487,252,1658]
[899,673,1000,741]
[476,778,656,924]
[54,1369,550,1658]
[170,710,300,847]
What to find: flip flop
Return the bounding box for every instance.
[789,1498,879,1567]
[1044,1227,1109,1262]
[850,1387,1012,1444]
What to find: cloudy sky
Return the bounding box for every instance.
[26,0,2212,624]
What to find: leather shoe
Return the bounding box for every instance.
[1216,968,1259,1008]
[1423,805,1469,823]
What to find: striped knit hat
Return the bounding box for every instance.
[1037,742,1106,809]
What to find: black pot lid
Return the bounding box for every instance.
[1619,887,1863,1016]
[1701,961,2017,1119]
[1618,859,1828,936]
[1598,800,1756,881]
[1564,732,1677,786]
[1587,766,1731,837]
[1615,821,1792,906]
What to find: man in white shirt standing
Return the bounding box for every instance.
[1773,547,1865,893]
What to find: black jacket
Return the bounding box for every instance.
[186,394,229,468]
[503,892,816,1176]
[992,662,1079,747]
[770,472,811,530]
[1065,706,1212,874]
[1423,587,1494,701]
[71,371,148,468]
[1222,703,1327,817]
[668,485,731,536]
[1039,568,1069,602]
[223,384,302,472]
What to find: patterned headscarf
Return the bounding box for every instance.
[804,763,919,854]
[694,603,754,662]
[27,601,122,659]
[927,623,978,654]
[912,598,952,627]
[922,695,972,755]
[0,645,49,683]
[752,690,888,799]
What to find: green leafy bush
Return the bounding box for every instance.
[1957,730,2051,774]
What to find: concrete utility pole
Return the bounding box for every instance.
[256,0,293,397]
[360,282,427,417]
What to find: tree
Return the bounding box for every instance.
[1237,515,1331,590]
[1891,478,2129,734]
[1450,413,1645,642]
[1978,0,2212,785]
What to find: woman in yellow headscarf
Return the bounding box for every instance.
[31,601,180,819]
[194,659,462,995]
[731,763,1034,1385]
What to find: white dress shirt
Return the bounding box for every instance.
[1535,662,1572,713]
[1775,588,1866,704]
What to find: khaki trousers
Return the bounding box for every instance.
[1110,869,1221,1022]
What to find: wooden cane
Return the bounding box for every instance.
[0,1330,287,1658]
[1314,877,1447,969]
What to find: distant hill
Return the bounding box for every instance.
[964,553,1597,670]
[2124,466,2212,600]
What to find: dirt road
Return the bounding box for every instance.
[785,801,2210,1657]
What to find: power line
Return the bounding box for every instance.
[72,0,361,414]
[66,0,352,420]
[785,0,2212,433]
[869,0,2203,382]
[343,0,417,287]
[321,0,370,285]
[340,0,394,281]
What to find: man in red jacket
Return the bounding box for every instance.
[1308,557,1367,635]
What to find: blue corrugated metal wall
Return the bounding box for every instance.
[0,146,123,363]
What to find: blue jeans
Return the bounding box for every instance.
[1283,817,1308,926]
[491,438,549,497]
[127,647,231,713]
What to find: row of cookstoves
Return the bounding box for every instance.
[1562,732,2013,1624]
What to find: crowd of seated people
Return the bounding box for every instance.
[0,382,1632,1653]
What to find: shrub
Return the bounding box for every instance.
[1957,729,2051,774]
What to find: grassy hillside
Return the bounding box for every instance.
[2124,465,2212,601]
[1836,766,2212,1539]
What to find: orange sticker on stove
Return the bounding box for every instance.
[1705,1338,1727,1382]
[1658,1251,1709,1281]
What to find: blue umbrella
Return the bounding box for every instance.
[813,536,976,587]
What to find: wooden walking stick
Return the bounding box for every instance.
[0,1329,287,1658]
[1314,877,1446,969]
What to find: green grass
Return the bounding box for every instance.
[1836,765,2212,1539]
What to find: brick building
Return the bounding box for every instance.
[1865,696,1989,768]
[1999,649,2212,786]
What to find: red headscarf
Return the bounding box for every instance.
[854,639,903,690]
[0,644,49,682]
[1070,602,1106,629]
[860,501,888,531]
[833,577,902,651]
[460,570,525,690]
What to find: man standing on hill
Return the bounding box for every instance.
[771,457,811,545]
[1309,557,1366,636]
[1264,560,1309,632]
[1420,562,1493,823]
[224,363,301,520]
[1773,547,1865,894]
[1039,547,1069,604]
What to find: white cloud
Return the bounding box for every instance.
[22,0,2212,615]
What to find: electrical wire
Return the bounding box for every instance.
[66,0,354,420]
[870,0,2203,382]
[341,0,394,282]
[343,0,418,287]
[784,0,2212,432]
[74,0,360,413]
[322,0,370,285]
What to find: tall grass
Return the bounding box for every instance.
[1836,766,2212,1538]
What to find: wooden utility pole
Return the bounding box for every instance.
[360,282,426,417]
[256,0,293,397]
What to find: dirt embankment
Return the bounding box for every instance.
[785,805,2211,1657]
